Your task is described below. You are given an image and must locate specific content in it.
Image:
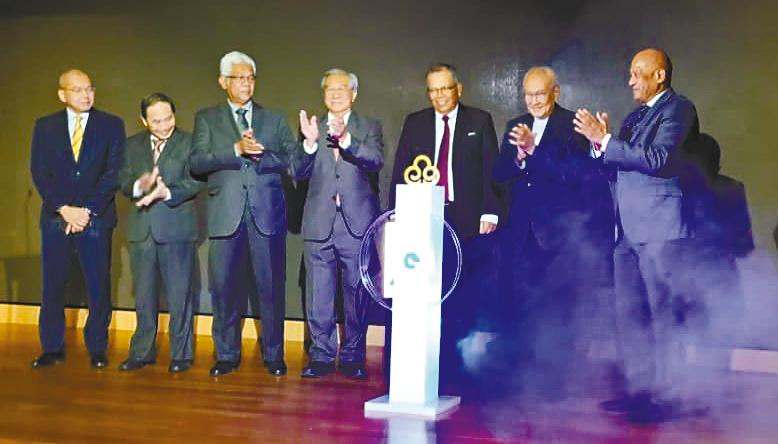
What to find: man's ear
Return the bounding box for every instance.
[655,68,667,85]
[218,76,228,90]
[140,116,149,129]
[57,88,67,104]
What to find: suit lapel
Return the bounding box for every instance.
[76,109,99,165]
[155,129,178,168]
[220,103,241,140]
[56,110,77,168]
[631,89,675,143]
[422,108,436,159]
[250,101,264,136]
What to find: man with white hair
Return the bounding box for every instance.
[296,69,384,379]
[191,51,299,377]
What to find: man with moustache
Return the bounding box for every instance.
[574,48,701,422]
[389,63,500,390]
[191,51,298,377]
[297,69,384,379]
[492,66,612,400]
[30,69,125,369]
[117,93,201,373]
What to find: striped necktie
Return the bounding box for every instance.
[71,115,84,161]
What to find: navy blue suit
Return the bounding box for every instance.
[603,89,701,400]
[492,105,612,395]
[30,108,125,354]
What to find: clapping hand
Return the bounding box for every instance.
[136,177,170,208]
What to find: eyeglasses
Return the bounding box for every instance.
[427,84,457,95]
[324,86,352,94]
[524,91,550,101]
[225,75,256,83]
[64,86,96,94]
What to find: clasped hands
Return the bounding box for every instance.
[234,129,265,158]
[135,166,170,208]
[59,205,90,235]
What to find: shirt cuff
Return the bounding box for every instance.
[133,180,143,198]
[303,139,318,154]
[339,132,351,149]
[601,133,612,151]
[480,214,498,225]
[163,189,172,202]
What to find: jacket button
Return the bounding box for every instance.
[243,184,247,189]
[75,171,81,177]
[335,174,340,179]
[527,182,532,187]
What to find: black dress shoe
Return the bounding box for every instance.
[339,362,367,380]
[118,358,153,371]
[90,353,108,369]
[31,351,65,368]
[301,361,335,378]
[210,360,239,377]
[169,360,192,373]
[265,360,288,376]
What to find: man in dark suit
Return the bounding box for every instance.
[575,48,701,422]
[296,69,384,379]
[492,66,612,400]
[117,93,201,373]
[388,63,500,390]
[30,69,125,369]
[191,51,298,377]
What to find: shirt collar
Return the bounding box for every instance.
[66,107,89,120]
[327,110,351,126]
[227,99,252,113]
[646,89,669,108]
[435,104,459,121]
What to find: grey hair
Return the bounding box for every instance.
[321,68,359,93]
[522,66,558,90]
[426,63,459,84]
[219,51,256,76]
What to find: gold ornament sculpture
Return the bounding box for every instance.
[403,154,440,185]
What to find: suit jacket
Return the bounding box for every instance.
[191,101,298,237]
[493,105,613,251]
[604,89,699,243]
[118,128,201,243]
[293,111,384,240]
[30,108,125,229]
[389,104,500,238]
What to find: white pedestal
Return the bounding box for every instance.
[364,184,460,418]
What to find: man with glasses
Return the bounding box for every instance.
[191,51,299,377]
[388,63,501,392]
[30,69,125,369]
[492,66,612,401]
[296,69,384,379]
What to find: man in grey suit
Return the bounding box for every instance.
[575,48,701,423]
[118,93,201,373]
[191,51,299,377]
[297,69,384,379]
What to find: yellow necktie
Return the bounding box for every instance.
[72,115,84,161]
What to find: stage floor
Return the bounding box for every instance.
[1,323,777,443]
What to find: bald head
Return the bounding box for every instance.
[522,66,559,119]
[628,48,673,104]
[57,69,94,113]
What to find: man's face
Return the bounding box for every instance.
[628,54,663,104]
[523,73,558,119]
[58,72,94,113]
[426,70,463,115]
[219,63,255,105]
[142,101,176,139]
[323,73,356,116]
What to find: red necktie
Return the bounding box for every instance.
[438,114,450,201]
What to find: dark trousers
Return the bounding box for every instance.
[208,211,286,363]
[304,210,368,364]
[128,237,195,362]
[39,220,113,354]
[612,236,695,400]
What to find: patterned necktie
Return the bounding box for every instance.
[152,137,165,165]
[71,114,84,161]
[619,104,650,140]
[438,114,451,201]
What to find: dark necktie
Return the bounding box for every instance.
[438,114,451,202]
[619,104,650,140]
[236,108,250,132]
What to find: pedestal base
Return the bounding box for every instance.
[364,394,461,419]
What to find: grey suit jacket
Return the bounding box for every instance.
[119,129,201,243]
[293,112,384,240]
[190,101,298,237]
[604,89,699,243]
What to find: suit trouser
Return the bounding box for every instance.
[613,236,695,400]
[208,212,286,363]
[128,237,195,362]
[39,220,113,354]
[304,210,369,364]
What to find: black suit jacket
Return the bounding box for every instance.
[30,108,125,229]
[493,105,612,251]
[119,128,202,243]
[390,104,500,238]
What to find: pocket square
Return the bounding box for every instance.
[467,131,477,136]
